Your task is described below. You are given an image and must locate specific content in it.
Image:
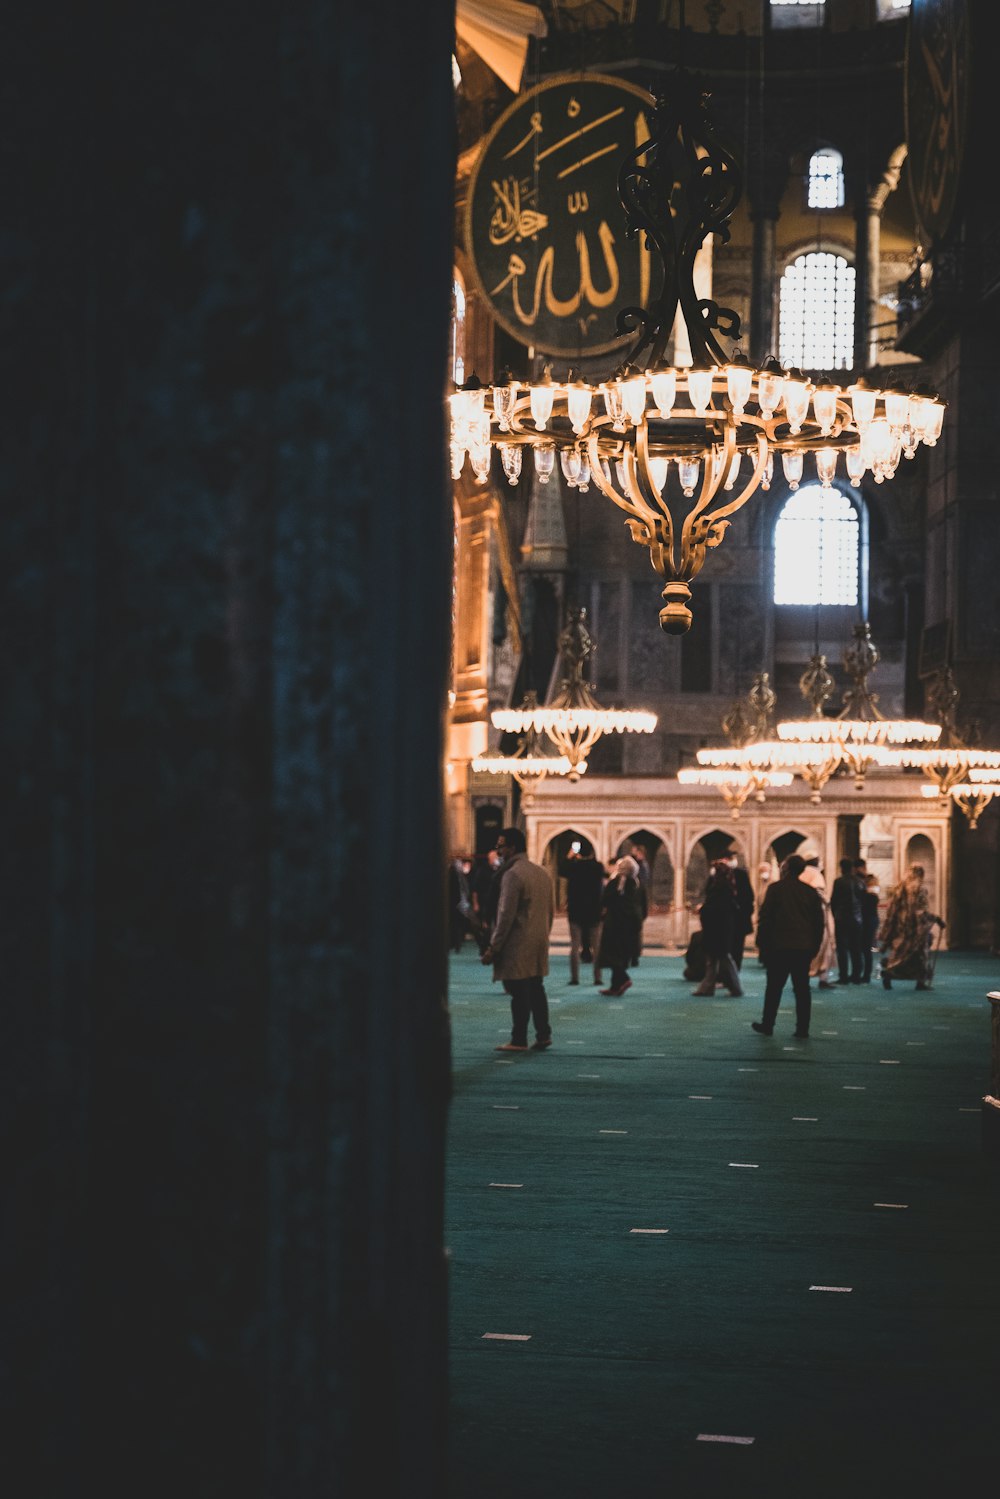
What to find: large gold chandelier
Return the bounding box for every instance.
[449,63,945,636]
[491,608,655,780]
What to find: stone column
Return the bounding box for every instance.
[6,5,454,1497]
[856,150,907,371]
[750,211,779,363]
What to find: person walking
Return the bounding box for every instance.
[799,851,836,989]
[598,855,644,997]
[692,860,744,997]
[860,871,881,984]
[482,827,555,1052]
[879,864,945,990]
[751,853,825,1039]
[560,844,605,986]
[830,857,864,984]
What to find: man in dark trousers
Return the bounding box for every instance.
[752,853,825,1040]
[483,827,555,1052]
[560,844,606,986]
[830,856,864,984]
[630,841,651,964]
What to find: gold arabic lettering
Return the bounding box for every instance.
[488,177,550,246]
[489,222,620,326]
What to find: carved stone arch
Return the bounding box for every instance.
[682,824,749,907]
[611,823,677,911]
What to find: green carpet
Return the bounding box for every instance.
[445,949,1000,1498]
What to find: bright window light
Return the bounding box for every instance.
[807,149,844,209]
[774,485,859,606]
[451,274,466,385]
[779,251,855,370]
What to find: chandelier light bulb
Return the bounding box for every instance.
[781,450,804,489]
[849,381,876,430]
[603,380,626,432]
[576,455,591,492]
[815,447,838,490]
[621,370,648,424]
[724,451,742,491]
[493,380,518,432]
[845,446,866,482]
[530,378,556,431]
[687,366,714,416]
[499,443,522,486]
[567,380,592,435]
[758,366,784,420]
[560,448,583,486]
[534,444,556,483]
[648,455,669,491]
[725,358,753,416]
[782,373,810,434]
[761,450,774,491]
[678,456,701,497]
[615,457,629,490]
[650,365,676,417]
[812,385,838,436]
[884,390,910,432]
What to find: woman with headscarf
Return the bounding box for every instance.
[879,864,945,990]
[692,859,744,997]
[598,855,643,996]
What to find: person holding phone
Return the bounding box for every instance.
[560,839,606,986]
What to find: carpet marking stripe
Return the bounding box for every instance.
[630,1228,669,1234]
[488,1182,523,1188]
[688,1095,713,1099]
[729,1162,759,1168]
[879,1060,901,1065]
[959,1107,979,1113]
[810,1285,852,1292]
[793,1116,818,1121]
[482,1333,531,1341]
[843,1085,866,1090]
[874,1203,908,1208]
[821,1030,838,1035]
[599,1129,629,1134]
[737,1067,758,1072]
[491,1105,520,1110]
[577,1073,601,1078]
[697,1434,755,1445]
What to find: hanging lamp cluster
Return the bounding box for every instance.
[472,691,582,790]
[489,609,656,781]
[449,64,945,635]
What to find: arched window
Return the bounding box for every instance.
[450,272,466,385]
[774,486,859,606]
[807,148,844,209]
[779,251,855,370]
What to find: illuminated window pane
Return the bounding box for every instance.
[779,251,855,371]
[807,149,844,210]
[774,486,859,606]
[451,275,466,385]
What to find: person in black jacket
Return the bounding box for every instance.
[830,857,864,984]
[560,845,606,986]
[751,853,825,1039]
[692,861,743,996]
[598,856,643,997]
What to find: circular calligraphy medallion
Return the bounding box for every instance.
[905,0,969,247]
[464,73,655,360]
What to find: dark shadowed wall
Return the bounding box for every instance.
[4,4,455,1495]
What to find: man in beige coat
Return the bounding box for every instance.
[481,826,555,1052]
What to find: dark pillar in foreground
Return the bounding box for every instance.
[5,4,454,1495]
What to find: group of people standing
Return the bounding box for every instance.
[456,829,946,1053]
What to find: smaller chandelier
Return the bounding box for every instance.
[678,765,793,818]
[474,691,581,789]
[922,780,1000,831]
[491,608,656,780]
